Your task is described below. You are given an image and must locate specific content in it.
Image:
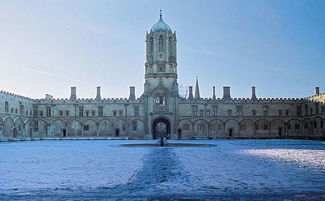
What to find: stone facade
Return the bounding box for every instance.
[0,14,324,140]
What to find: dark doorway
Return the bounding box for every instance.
[152,118,170,139]
[279,127,282,136]
[62,129,66,137]
[29,128,32,137]
[177,129,182,140]
[229,128,233,137]
[13,128,17,138]
[115,129,120,137]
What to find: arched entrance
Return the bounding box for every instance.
[115,129,120,137]
[152,117,170,139]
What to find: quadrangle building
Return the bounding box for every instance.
[0,13,325,140]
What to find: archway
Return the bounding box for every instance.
[152,117,170,139]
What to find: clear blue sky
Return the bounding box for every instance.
[0,0,324,99]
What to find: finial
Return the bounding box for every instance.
[160,8,162,19]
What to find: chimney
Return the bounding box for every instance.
[212,86,216,99]
[223,86,231,99]
[251,86,257,99]
[70,87,76,100]
[45,94,53,100]
[315,87,320,96]
[188,86,193,99]
[96,86,101,100]
[129,86,135,100]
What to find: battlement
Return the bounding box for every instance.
[0,90,33,101]
[180,97,305,104]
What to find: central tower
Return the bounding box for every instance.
[145,10,178,90]
[143,11,178,139]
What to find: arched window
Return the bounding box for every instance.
[168,37,173,56]
[149,37,153,53]
[158,35,164,52]
[5,101,9,113]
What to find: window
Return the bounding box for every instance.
[241,124,247,130]
[132,121,137,131]
[305,104,308,115]
[316,103,319,114]
[263,105,268,116]
[252,110,256,116]
[209,125,216,130]
[149,37,153,53]
[15,108,18,114]
[206,110,211,116]
[11,108,13,113]
[83,125,89,131]
[134,106,139,116]
[79,106,84,117]
[310,108,313,115]
[158,35,164,52]
[198,124,205,130]
[304,122,309,129]
[85,110,89,117]
[34,121,39,132]
[296,105,302,116]
[295,124,300,130]
[119,110,123,116]
[158,65,166,72]
[285,109,289,116]
[236,106,242,116]
[59,110,63,117]
[26,110,28,115]
[39,111,43,117]
[314,121,317,129]
[263,124,268,130]
[65,110,69,116]
[98,106,103,117]
[20,104,24,115]
[183,124,189,130]
[278,109,283,116]
[5,101,9,113]
[227,109,232,116]
[192,105,198,116]
[212,105,217,116]
[33,106,38,117]
[321,106,325,113]
[46,106,51,117]
[113,110,117,116]
[92,110,96,116]
[199,110,204,116]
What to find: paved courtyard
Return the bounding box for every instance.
[0,140,324,200]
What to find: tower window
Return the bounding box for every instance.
[158,65,165,72]
[149,37,153,53]
[158,35,164,52]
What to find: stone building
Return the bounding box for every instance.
[0,13,324,140]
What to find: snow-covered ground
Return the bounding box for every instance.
[0,140,324,200]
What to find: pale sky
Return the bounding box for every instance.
[0,0,324,99]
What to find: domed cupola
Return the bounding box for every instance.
[150,11,172,33]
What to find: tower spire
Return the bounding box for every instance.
[160,8,162,19]
[195,76,200,99]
